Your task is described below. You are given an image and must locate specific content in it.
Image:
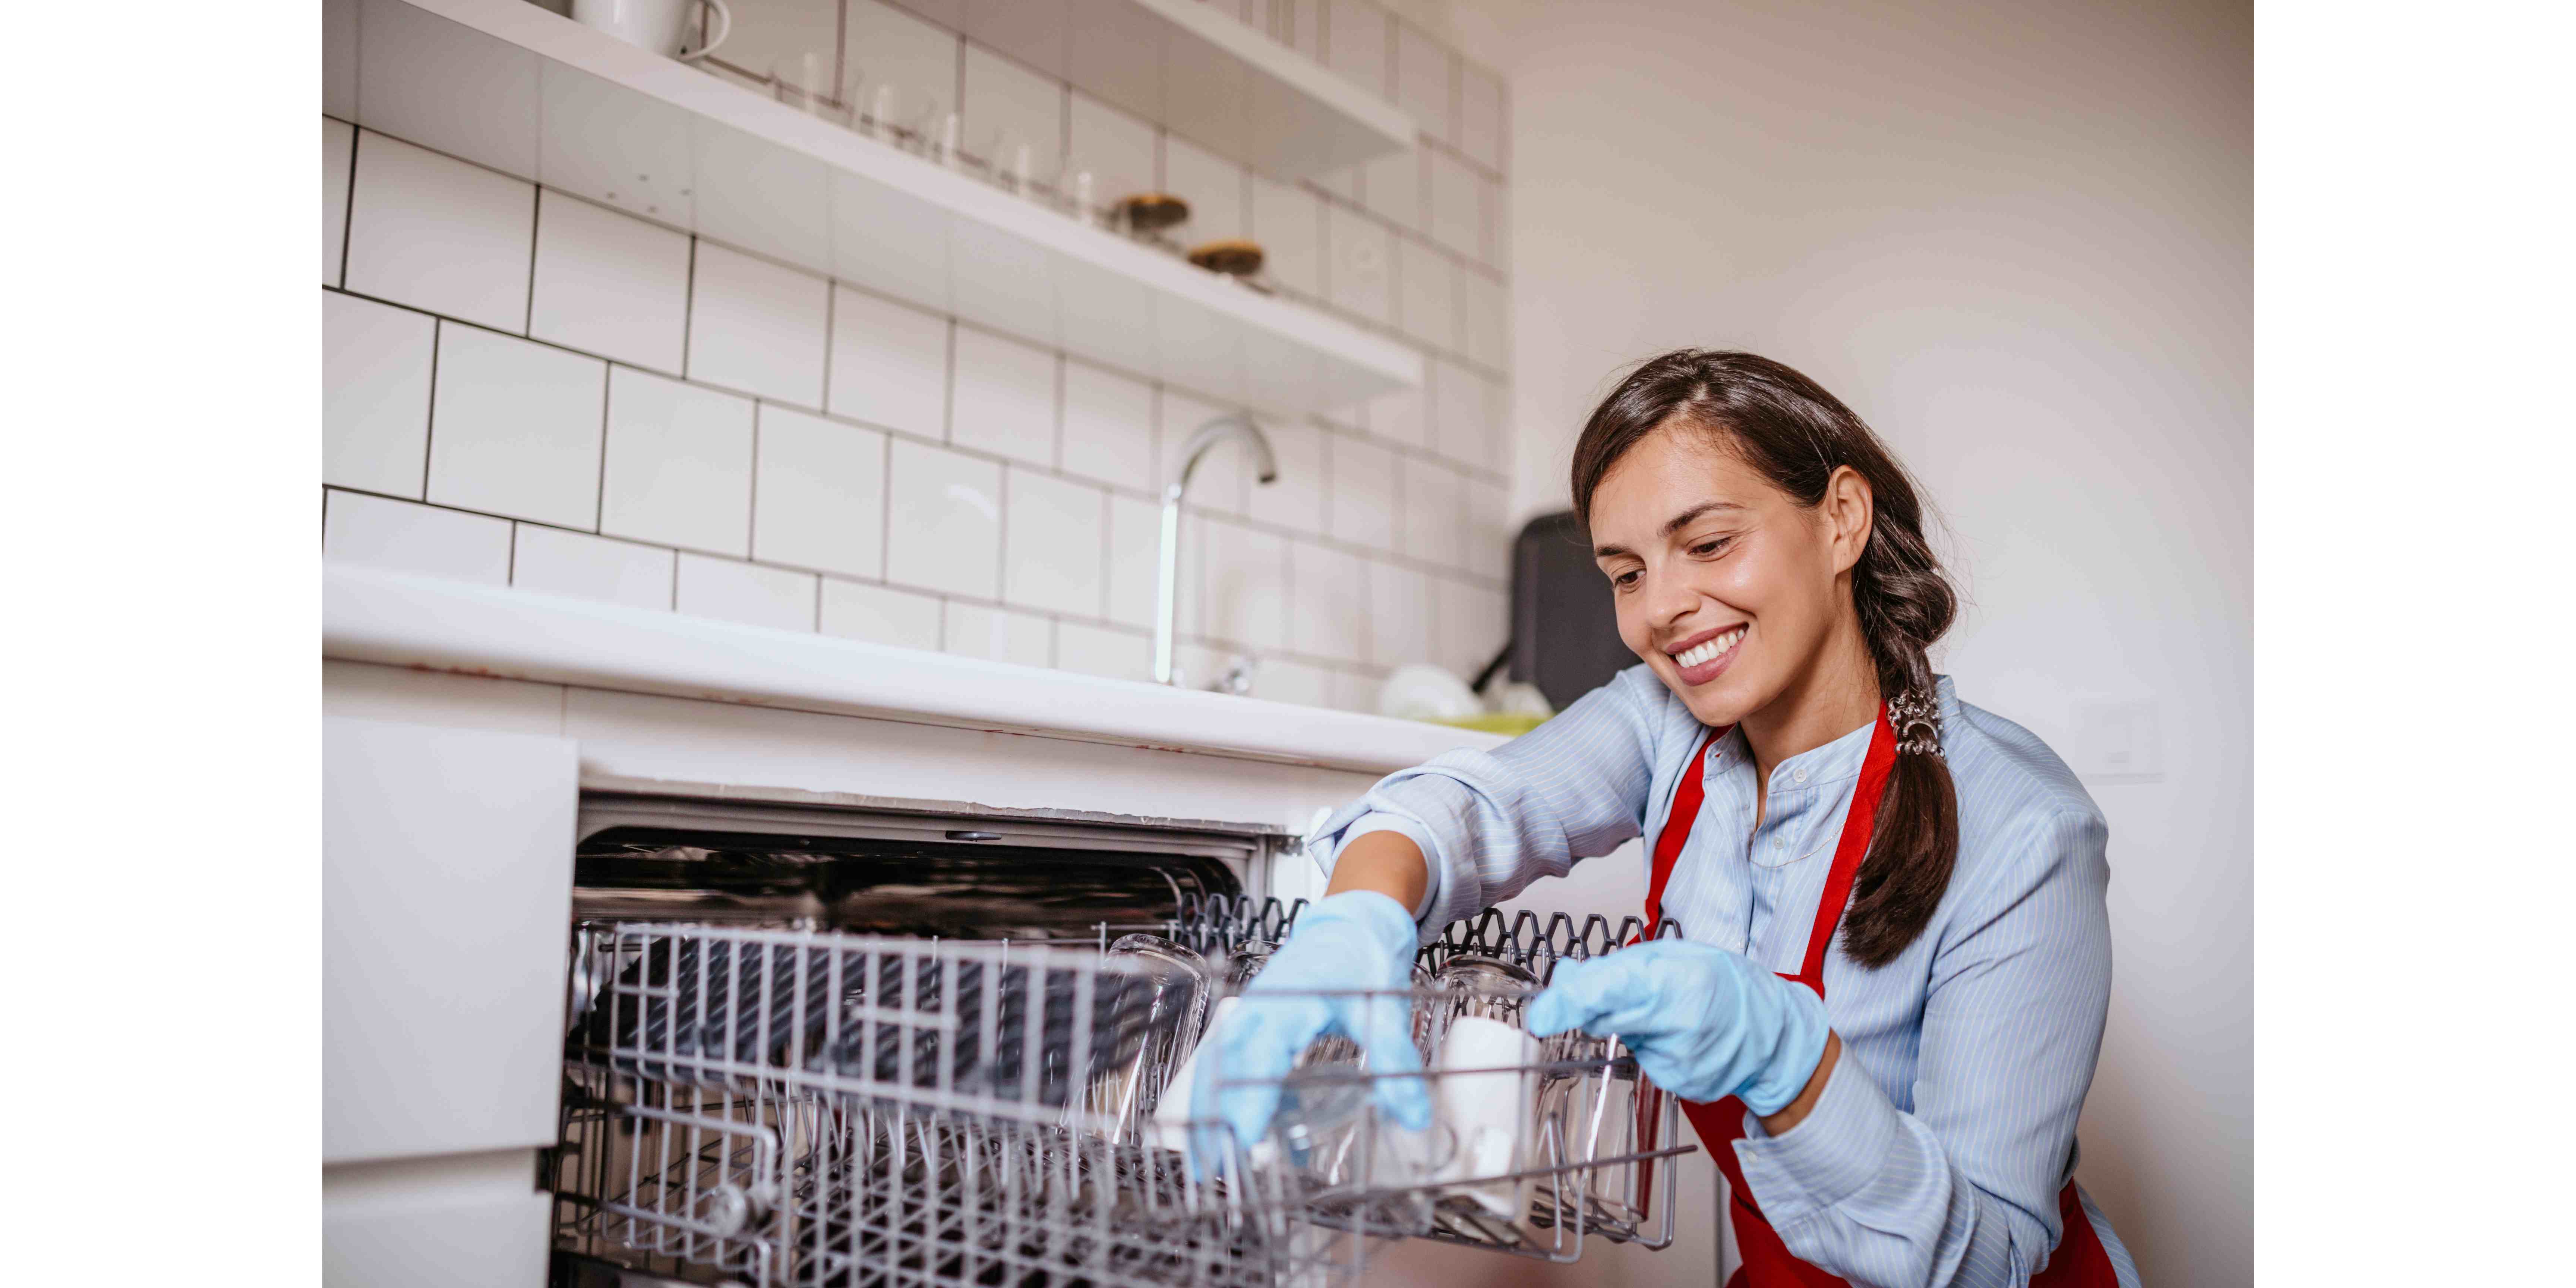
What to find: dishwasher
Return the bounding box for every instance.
[543,787,1695,1288]
[318,717,1689,1288]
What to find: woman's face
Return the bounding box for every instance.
[1588,423,1871,729]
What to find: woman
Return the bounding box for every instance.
[1192,351,2140,1287]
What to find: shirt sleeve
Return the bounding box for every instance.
[1730,807,2113,1287]
[1308,667,1667,937]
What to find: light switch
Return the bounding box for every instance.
[2071,699,2163,783]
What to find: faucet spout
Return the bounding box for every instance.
[1155,413,1278,685]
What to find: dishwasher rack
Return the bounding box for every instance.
[550,905,1693,1288]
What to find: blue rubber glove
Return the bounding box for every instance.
[1187,890,1432,1175]
[1525,939,1831,1115]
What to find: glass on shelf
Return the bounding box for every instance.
[768,51,845,125]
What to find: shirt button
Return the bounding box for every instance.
[1793,768,1808,784]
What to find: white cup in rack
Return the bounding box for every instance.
[572,0,732,61]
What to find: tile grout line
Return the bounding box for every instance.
[523,186,542,337]
[420,319,443,501]
[337,124,361,288]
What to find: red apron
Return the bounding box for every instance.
[1642,711,2116,1287]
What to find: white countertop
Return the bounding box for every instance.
[322,565,1507,776]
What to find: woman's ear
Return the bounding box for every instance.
[1823,465,1874,575]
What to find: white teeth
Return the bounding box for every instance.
[1673,628,1743,668]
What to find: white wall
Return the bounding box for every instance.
[1378,0,2251,1284]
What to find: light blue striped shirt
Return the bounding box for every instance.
[1310,670,2142,1287]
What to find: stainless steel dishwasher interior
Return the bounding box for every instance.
[572,791,1273,941]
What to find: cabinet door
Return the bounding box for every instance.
[323,717,577,1164]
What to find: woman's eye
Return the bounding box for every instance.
[1690,537,1733,558]
[1611,569,1642,590]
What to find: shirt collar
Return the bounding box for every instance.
[1704,698,1891,791]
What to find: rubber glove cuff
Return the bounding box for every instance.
[1525,939,1832,1117]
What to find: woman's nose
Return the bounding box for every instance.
[1642,572,1698,629]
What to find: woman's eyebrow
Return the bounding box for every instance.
[1659,500,1745,538]
[1596,501,1747,559]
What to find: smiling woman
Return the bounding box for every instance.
[1193,348,2140,1287]
[1570,350,1961,966]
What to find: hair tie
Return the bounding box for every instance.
[1887,689,1944,758]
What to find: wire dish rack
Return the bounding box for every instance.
[550,898,1693,1288]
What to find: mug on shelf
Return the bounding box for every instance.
[572,0,732,61]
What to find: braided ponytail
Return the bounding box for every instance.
[1570,350,1960,966]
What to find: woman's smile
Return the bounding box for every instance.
[1666,624,1748,686]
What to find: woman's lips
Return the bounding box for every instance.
[1667,625,1746,686]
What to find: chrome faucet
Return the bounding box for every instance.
[1156,413,1278,685]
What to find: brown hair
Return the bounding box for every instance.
[1570,350,1959,967]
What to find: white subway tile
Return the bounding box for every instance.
[1067,93,1156,213]
[1002,468,1106,617]
[1326,0,1389,97]
[344,131,534,333]
[1430,358,1495,468]
[943,601,1051,667]
[707,0,842,99]
[323,291,434,498]
[1393,20,1452,143]
[1433,576,1507,678]
[1360,147,1418,233]
[1105,493,1181,630]
[426,325,606,529]
[1244,416,1326,534]
[1060,359,1155,490]
[1396,237,1455,353]
[676,553,817,630]
[1481,173,1506,269]
[1258,657,1336,708]
[599,365,755,554]
[1458,62,1503,173]
[961,44,1063,179]
[1249,176,1320,298]
[530,191,691,375]
[949,327,1057,465]
[1163,136,1245,245]
[754,404,888,578]
[1289,541,1366,663]
[688,242,828,407]
[323,0,355,120]
[1363,376,1426,449]
[1055,620,1152,683]
[827,285,948,438]
[1459,270,1506,370]
[324,489,511,584]
[1324,202,1392,325]
[1427,149,1481,261]
[1200,518,1288,651]
[1159,388,1246,513]
[323,117,353,285]
[1330,668,1382,714]
[1364,560,1433,667]
[511,524,674,609]
[1325,432,1398,551]
[1401,455,1464,569]
[1465,477,1513,581]
[820,577,943,650]
[885,438,1003,597]
[844,0,960,126]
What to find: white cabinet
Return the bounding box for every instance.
[323,717,576,1287]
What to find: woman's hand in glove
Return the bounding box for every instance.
[1187,889,1431,1174]
[1526,939,1832,1115]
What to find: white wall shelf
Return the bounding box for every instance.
[330,0,1420,416]
[945,0,1419,179]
